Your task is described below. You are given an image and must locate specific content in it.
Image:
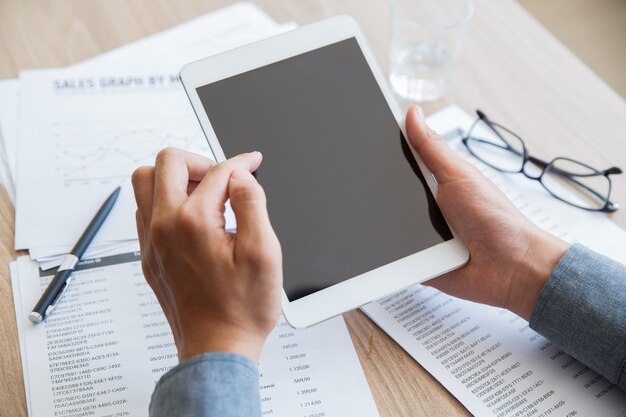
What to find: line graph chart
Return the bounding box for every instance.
[16,70,220,249]
[51,116,212,186]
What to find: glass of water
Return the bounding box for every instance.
[389,0,473,102]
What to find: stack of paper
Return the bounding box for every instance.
[0,3,296,268]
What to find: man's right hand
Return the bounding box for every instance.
[406,106,569,320]
[132,149,283,364]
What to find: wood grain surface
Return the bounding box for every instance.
[0,1,624,416]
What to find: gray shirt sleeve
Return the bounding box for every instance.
[530,243,626,391]
[149,352,261,417]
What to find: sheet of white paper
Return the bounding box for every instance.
[0,136,15,204]
[11,253,379,417]
[0,80,18,169]
[15,71,208,248]
[16,63,256,249]
[70,4,295,72]
[11,4,295,249]
[0,79,18,203]
[361,105,626,417]
[0,2,291,184]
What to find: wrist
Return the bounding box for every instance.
[506,230,569,320]
[177,322,267,363]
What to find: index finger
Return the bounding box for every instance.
[132,165,155,226]
[153,147,217,210]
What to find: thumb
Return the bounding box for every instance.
[406,106,469,184]
[228,169,275,244]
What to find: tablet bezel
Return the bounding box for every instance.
[180,15,469,328]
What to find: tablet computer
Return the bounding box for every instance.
[180,16,469,328]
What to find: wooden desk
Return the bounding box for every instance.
[1,1,624,416]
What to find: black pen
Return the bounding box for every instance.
[29,186,122,324]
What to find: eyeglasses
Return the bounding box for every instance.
[460,110,622,212]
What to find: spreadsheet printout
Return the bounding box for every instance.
[11,253,379,417]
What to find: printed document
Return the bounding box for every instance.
[10,2,295,253]
[12,253,379,417]
[1,2,289,183]
[14,71,208,249]
[362,106,626,417]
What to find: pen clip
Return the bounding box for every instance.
[44,276,73,318]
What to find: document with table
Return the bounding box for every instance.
[11,253,379,417]
[362,106,626,417]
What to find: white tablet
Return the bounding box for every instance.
[180,16,469,328]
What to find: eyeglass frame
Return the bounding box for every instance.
[461,110,622,213]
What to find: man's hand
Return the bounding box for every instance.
[407,106,569,320]
[132,148,282,363]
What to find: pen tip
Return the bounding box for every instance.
[107,186,122,203]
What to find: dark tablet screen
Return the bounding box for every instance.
[196,37,452,301]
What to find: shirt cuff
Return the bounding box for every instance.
[530,243,626,391]
[150,352,261,417]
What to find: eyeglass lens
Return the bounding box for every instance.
[542,159,610,210]
[465,119,525,173]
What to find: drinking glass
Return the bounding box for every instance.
[389,0,473,102]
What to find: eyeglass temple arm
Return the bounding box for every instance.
[530,156,622,181]
[604,167,623,175]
